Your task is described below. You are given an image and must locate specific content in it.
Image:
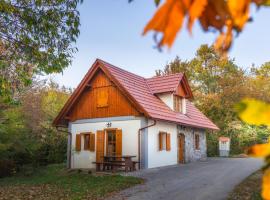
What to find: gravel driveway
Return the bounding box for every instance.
[107,158,263,200]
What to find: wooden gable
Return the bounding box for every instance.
[175,82,188,97]
[68,70,140,121]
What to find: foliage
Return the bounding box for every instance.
[0,79,70,177]
[0,164,143,200]
[143,0,270,54]
[156,44,270,156]
[0,0,82,102]
[237,98,270,200]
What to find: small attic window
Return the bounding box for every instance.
[173,95,182,113]
[96,87,109,107]
[173,95,186,114]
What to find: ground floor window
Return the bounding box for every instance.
[195,134,200,150]
[159,132,171,151]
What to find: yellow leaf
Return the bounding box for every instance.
[188,0,208,33]
[248,142,270,157]
[236,98,270,126]
[143,0,186,47]
[228,0,250,31]
[262,169,270,200]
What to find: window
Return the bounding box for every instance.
[173,95,183,113]
[195,134,200,150]
[84,134,90,150]
[96,87,109,107]
[75,132,95,152]
[159,132,171,151]
[107,131,116,156]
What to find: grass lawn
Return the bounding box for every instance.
[227,170,263,200]
[0,164,143,200]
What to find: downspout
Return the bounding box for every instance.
[138,119,156,169]
[56,125,72,169]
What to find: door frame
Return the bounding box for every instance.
[178,133,185,164]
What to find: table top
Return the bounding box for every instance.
[104,155,136,158]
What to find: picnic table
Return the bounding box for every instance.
[93,155,139,172]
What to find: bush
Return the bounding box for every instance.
[0,160,16,178]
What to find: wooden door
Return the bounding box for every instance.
[178,134,185,164]
[96,130,105,162]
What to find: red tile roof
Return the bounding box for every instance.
[98,59,219,130]
[54,59,219,130]
[146,74,183,94]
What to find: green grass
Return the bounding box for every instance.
[227,170,263,200]
[0,164,143,200]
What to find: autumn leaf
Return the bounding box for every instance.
[143,0,186,47]
[235,98,270,126]
[262,169,270,200]
[228,0,250,31]
[144,0,270,53]
[248,143,270,157]
[188,0,208,33]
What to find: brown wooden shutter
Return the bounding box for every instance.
[97,87,109,107]
[159,132,163,151]
[75,134,81,151]
[116,129,122,157]
[166,133,171,151]
[96,130,105,162]
[89,133,95,152]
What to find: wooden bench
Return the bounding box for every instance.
[132,161,140,171]
[92,161,125,172]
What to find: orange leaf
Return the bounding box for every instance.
[248,142,270,157]
[228,0,250,31]
[262,169,270,200]
[188,0,208,33]
[143,0,186,47]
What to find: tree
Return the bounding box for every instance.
[0,0,82,102]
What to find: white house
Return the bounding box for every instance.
[53,59,219,169]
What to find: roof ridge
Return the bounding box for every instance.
[146,73,183,80]
[97,58,145,80]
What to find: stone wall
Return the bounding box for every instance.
[177,126,207,163]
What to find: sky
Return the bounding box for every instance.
[52,0,270,88]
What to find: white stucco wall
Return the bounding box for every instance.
[69,117,142,169]
[147,120,178,168]
[157,93,174,110]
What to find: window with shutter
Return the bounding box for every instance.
[75,134,81,151]
[195,134,200,150]
[84,134,90,150]
[96,87,109,107]
[89,133,95,152]
[159,132,167,151]
[166,133,171,151]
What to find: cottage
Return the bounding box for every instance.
[53,59,219,169]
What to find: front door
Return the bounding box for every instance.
[178,134,185,163]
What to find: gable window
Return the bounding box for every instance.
[173,95,183,113]
[195,134,200,150]
[158,132,171,151]
[96,87,109,108]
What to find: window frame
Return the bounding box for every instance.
[195,134,200,150]
[173,95,183,113]
[84,133,90,150]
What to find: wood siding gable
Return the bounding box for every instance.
[68,70,140,121]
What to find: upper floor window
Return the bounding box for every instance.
[173,95,183,113]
